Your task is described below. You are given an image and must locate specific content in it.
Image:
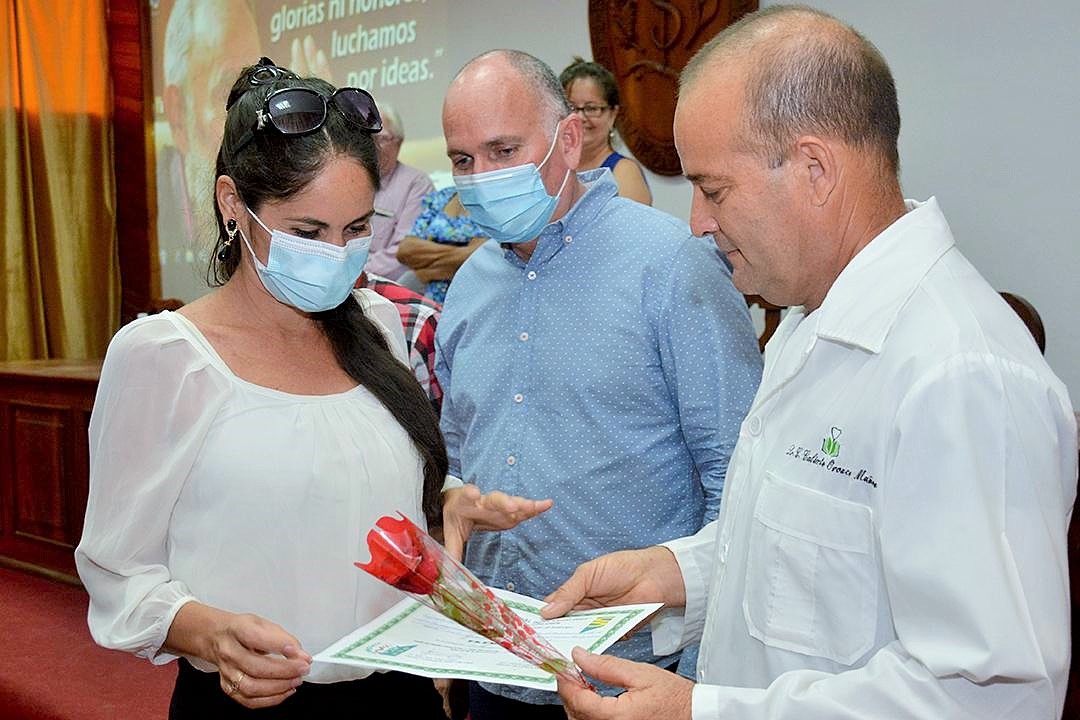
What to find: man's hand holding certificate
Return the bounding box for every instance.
[314,513,661,690]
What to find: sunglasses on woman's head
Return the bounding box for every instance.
[229,85,383,158]
[226,57,299,111]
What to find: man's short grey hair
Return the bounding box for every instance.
[458,50,572,134]
[682,5,900,174]
[378,102,404,139]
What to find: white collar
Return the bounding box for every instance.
[809,197,956,354]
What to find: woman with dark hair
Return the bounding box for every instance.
[74,59,516,718]
[559,56,652,205]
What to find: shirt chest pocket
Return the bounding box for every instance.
[743,472,877,666]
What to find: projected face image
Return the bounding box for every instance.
[163,0,261,235]
[154,0,450,301]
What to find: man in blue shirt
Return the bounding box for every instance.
[436,50,762,719]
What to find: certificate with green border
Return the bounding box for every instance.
[315,588,662,690]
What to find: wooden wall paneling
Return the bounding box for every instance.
[11,403,69,544]
[0,395,9,539]
[0,361,100,582]
[70,407,93,551]
[107,0,158,325]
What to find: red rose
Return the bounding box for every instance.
[355,513,440,595]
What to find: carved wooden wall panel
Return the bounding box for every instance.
[589,0,758,175]
[12,404,69,545]
[0,361,100,582]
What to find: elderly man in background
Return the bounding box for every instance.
[367,103,435,281]
[546,6,1078,720]
[436,49,763,720]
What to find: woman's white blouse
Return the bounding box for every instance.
[75,290,423,682]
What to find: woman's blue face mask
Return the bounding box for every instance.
[239,207,371,312]
[452,123,571,244]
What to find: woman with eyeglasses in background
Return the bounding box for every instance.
[559,56,652,205]
[76,59,482,718]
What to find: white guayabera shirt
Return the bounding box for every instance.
[653,198,1077,719]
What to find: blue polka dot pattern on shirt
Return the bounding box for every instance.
[435,169,762,703]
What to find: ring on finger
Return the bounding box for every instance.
[226,670,246,696]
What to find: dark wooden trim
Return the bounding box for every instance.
[106,0,158,326]
[0,361,100,582]
[0,556,81,586]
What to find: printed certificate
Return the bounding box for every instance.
[316,589,662,690]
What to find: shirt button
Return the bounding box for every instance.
[506,455,516,466]
[519,332,529,341]
[719,542,730,564]
[747,416,762,436]
[527,270,537,280]
[506,581,516,592]
[563,235,573,244]
[513,393,524,403]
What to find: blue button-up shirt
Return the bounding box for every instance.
[435,169,762,702]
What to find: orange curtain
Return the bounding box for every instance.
[0,0,119,360]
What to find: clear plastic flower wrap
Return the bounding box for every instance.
[355,512,589,687]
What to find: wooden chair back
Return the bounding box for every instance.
[1000,291,1046,354]
[745,295,784,352]
[1065,494,1080,718]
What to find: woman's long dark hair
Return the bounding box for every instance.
[207,62,446,525]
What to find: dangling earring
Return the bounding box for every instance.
[218,218,238,262]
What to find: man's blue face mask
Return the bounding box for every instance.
[452,122,571,244]
[239,207,371,312]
